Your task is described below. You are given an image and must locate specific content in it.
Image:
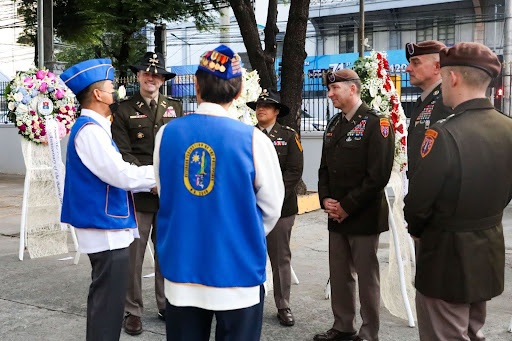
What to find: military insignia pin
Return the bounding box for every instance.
[137,132,144,139]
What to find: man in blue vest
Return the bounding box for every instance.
[154,45,284,341]
[61,59,156,341]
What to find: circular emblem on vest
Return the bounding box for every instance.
[184,142,216,196]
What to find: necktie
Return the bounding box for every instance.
[150,99,157,114]
[414,96,422,111]
[261,128,269,135]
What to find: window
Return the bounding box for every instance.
[339,25,355,53]
[364,23,373,51]
[416,19,434,42]
[438,17,455,45]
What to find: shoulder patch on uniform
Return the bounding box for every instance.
[294,134,303,152]
[420,129,438,158]
[379,118,390,138]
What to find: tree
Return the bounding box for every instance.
[229,0,310,194]
[16,0,223,76]
[228,0,310,133]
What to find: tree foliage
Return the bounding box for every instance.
[15,0,223,75]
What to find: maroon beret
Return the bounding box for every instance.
[324,68,360,86]
[439,42,501,78]
[405,40,446,61]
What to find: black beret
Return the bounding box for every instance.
[405,40,446,62]
[439,42,501,78]
[324,68,360,86]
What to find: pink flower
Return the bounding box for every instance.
[39,82,48,92]
[55,88,65,99]
[19,124,27,132]
[24,77,34,88]
[36,70,46,80]
[47,72,55,81]
[57,121,67,139]
[59,106,67,114]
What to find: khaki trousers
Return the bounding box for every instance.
[125,211,165,317]
[329,232,381,341]
[266,215,295,309]
[416,291,486,341]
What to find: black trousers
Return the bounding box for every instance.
[86,247,129,341]
[165,285,265,341]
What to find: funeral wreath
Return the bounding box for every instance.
[5,68,77,144]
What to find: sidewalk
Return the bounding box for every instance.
[1,173,512,341]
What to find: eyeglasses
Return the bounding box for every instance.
[98,89,116,96]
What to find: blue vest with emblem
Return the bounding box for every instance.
[157,114,266,287]
[61,116,137,230]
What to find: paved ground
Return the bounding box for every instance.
[1,173,512,341]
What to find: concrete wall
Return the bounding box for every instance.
[0,124,325,192]
[300,131,324,192]
[0,125,68,175]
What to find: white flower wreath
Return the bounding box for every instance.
[6,68,77,144]
[353,51,408,172]
[227,68,261,125]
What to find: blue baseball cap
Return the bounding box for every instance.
[198,45,242,80]
[60,58,115,95]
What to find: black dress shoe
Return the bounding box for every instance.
[158,309,165,321]
[313,328,357,341]
[277,308,295,326]
[124,313,143,335]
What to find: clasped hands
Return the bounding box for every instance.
[323,198,349,223]
[150,186,158,195]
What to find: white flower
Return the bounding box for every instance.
[13,92,23,102]
[17,104,29,113]
[8,102,16,111]
[117,85,127,99]
[227,68,261,126]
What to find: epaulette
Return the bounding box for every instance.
[167,96,182,102]
[436,113,456,125]
[283,125,297,133]
[366,108,379,117]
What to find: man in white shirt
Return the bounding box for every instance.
[154,45,284,341]
[60,58,156,341]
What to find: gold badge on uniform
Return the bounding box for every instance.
[137,132,144,139]
[420,129,438,158]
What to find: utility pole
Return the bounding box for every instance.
[43,0,53,67]
[37,0,44,68]
[358,0,365,58]
[504,0,511,116]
